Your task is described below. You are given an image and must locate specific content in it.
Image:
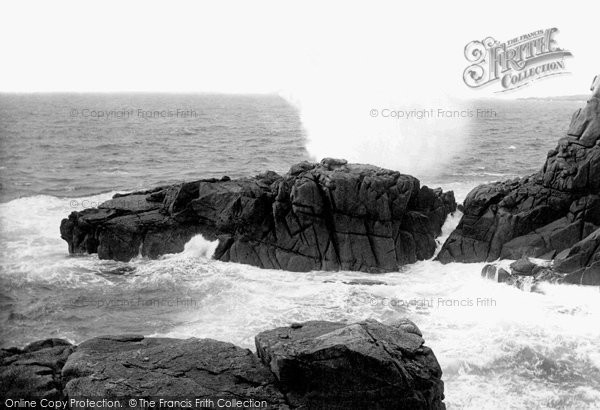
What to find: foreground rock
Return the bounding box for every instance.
[437,78,600,281]
[0,339,74,399]
[0,319,445,409]
[62,335,287,407]
[256,320,445,410]
[61,158,456,272]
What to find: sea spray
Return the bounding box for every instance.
[282,88,471,180]
[1,190,599,407]
[179,234,219,260]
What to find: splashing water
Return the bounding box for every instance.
[0,94,597,409]
[0,191,599,409]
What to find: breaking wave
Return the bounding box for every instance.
[1,192,599,408]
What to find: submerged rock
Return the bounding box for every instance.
[480,228,600,291]
[438,79,600,287]
[61,159,456,272]
[1,320,445,409]
[509,256,537,276]
[481,261,561,291]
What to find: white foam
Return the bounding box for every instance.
[2,193,599,408]
[180,234,218,259]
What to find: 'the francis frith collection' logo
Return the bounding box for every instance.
[463,28,572,92]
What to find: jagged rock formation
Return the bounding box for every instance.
[553,227,600,283]
[255,319,445,410]
[482,227,600,290]
[437,86,600,270]
[1,319,445,409]
[61,158,456,272]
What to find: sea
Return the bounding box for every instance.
[1,93,599,409]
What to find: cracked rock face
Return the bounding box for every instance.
[61,159,456,272]
[255,320,445,410]
[1,320,445,409]
[61,335,288,407]
[0,338,74,399]
[437,95,600,265]
[481,228,600,291]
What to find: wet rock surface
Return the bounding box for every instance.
[1,320,445,409]
[61,335,288,408]
[255,320,445,410]
[438,92,600,277]
[481,229,600,291]
[61,159,455,272]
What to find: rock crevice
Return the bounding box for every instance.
[437,91,600,286]
[61,159,456,272]
[1,319,445,410]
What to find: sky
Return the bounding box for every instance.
[1,0,597,173]
[0,0,596,97]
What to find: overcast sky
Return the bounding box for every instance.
[0,0,596,97]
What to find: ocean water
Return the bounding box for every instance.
[1,94,599,409]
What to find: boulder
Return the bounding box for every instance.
[509,257,537,276]
[61,335,287,407]
[1,320,446,409]
[255,320,445,410]
[438,83,600,267]
[497,267,511,283]
[0,338,74,399]
[481,264,497,280]
[61,160,456,272]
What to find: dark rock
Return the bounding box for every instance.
[438,85,600,269]
[567,95,600,147]
[539,250,557,260]
[62,335,288,407]
[481,264,513,283]
[255,319,445,410]
[392,318,423,337]
[556,228,600,285]
[564,265,600,286]
[0,338,74,399]
[481,264,497,280]
[61,161,455,272]
[554,229,600,272]
[509,257,537,276]
[497,268,511,283]
[2,319,445,409]
[480,257,585,292]
[342,278,387,286]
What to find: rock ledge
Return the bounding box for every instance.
[1,319,445,409]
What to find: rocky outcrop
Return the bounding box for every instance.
[437,85,600,268]
[481,227,600,290]
[1,319,445,409]
[553,227,600,284]
[0,338,74,399]
[255,319,445,410]
[61,159,456,272]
